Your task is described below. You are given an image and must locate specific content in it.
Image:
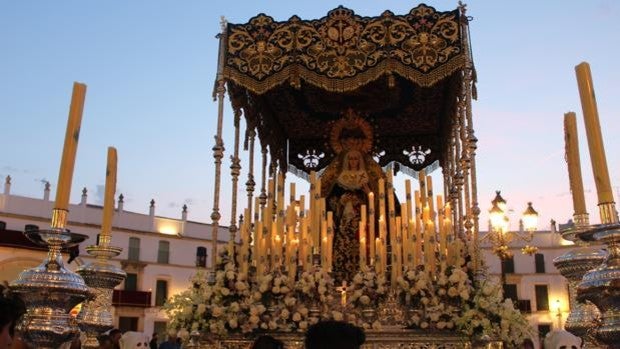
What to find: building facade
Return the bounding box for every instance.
[479,221,592,349]
[0,176,229,339]
[0,177,596,348]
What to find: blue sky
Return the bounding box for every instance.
[1,1,619,230]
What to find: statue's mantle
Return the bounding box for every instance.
[199,329,501,349]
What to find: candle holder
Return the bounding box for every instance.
[576,222,620,347]
[76,243,126,348]
[10,209,91,349]
[554,223,605,339]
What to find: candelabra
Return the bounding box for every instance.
[76,238,126,348]
[10,209,91,348]
[553,219,605,339]
[576,221,620,347]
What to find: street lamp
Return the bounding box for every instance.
[484,191,540,286]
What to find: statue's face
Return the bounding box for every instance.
[347,152,361,170]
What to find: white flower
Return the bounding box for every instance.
[280,309,290,319]
[280,286,290,294]
[420,321,429,329]
[235,281,247,291]
[448,287,459,297]
[292,312,302,322]
[332,311,343,321]
[220,287,231,296]
[249,315,259,324]
[197,304,206,315]
[459,290,470,300]
[268,320,278,330]
[318,286,327,295]
[359,295,371,305]
[228,318,238,329]
[284,296,296,307]
[299,307,309,317]
[226,271,235,280]
[299,321,308,330]
[353,274,364,284]
[212,306,224,317]
[272,286,281,294]
[229,302,240,312]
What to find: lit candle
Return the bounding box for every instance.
[426,175,434,219]
[418,170,427,209]
[55,82,87,212]
[425,219,436,275]
[359,223,367,268]
[290,182,296,205]
[99,147,117,247]
[378,179,386,225]
[575,62,617,222]
[563,112,588,216]
[368,192,375,261]
[327,211,333,271]
[414,191,422,266]
[437,195,446,259]
[375,237,382,274]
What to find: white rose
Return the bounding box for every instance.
[447,287,459,297]
[299,307,309,316]
[228,318,238,329]
[220,287,231,296]
[299,321,308,330]
[260,322,268,330]
[249,315,259,324]
[353,274,364,284]
[212,306,223,317]
[280,286,290,294]
[318,286,327,295]
[332,311,343,321]
[272,286,281,294]
[360,295,371,305]
[437,321,446,329]
[372,321,381,330]
[235,281,247,291]
[226,271,235,280]
[229,302,240,312]
[459,290,470,300]
[437,288,446,296]
[280,309,290,319]
[292,312,302,322]
[420,321,429,329]
[421,297,429,305]
[268,320,278,330]
[259,284,269,293]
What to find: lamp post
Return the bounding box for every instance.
[486,191,539,290]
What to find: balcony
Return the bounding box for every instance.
[112,289,151,308]
[516,299,532,314]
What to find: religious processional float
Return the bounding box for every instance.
[164,4,533,348]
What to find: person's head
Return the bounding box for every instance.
[166,329,177,342]
[0,284,25,348]
[522,338,534,349]
[97,334,113,349]
[251,335,284,349]
[343,150,364,171]
[150,333,157,341]
[108,329,122,345]
[305,321,365,349]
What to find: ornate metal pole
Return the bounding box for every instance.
[211,17,228,271]
[246,128,256,220]
[228,109,242,258]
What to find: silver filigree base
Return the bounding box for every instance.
[77,244,126,349]
[577,223,620,348]
[10,228,90,349]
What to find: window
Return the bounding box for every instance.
[503,284,518,302]
[538,324,552,344]
[128,237,140,261]
[196,246,207,267]
[118,316,139,332]
[153,321,167,346]
[125,273,138,291]
[158,241,170,264]
[535,285,549,311]
[155,280,168,306]
[535,253,546,273]
[501,256,515,274]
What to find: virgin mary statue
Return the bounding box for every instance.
[320,110,384,282]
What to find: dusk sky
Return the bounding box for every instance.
[2,1,619,231]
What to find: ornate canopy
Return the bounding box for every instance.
[218,4,473,177]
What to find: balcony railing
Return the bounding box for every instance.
[112,289,151,307]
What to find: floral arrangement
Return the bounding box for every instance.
[456,279,533,347]
[349,266,387,308]
[165,247,531,347]
[396,265,469,330]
